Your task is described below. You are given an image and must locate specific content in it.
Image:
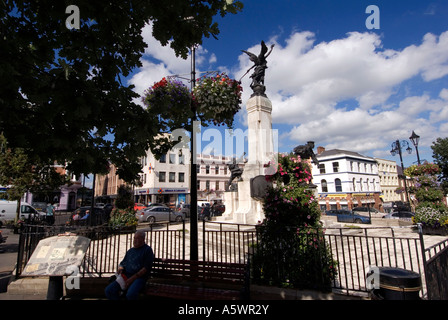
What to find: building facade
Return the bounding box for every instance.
[312,147,382,212]
[197,154,232,204]
[374,158,401,211]
[95,149,234,207]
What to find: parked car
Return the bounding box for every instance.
[134,203,147,211]
[136,206,185,223]
[177,203,191,218]
[352,206,379,214]
[31,202,48,213]
[147,203,167,208]
[324,209,352,216]
[336,211,371,224]
[382,211,414,221]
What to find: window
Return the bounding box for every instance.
[197,165,200,173]
[169,172,175,182]
[319,164,326,174]
[178,172,185,183]
[335,178,342,192]
[160,154,166,163]
[159,172,166,182]
[206,180,210,191]
[321,179,328,192]
[179,155,185,165]
[197,180,200,190]
[169,154,176,164]
[353,178,356,191]
[206,165,210,174]
[215,165,219,174]
[216,181,220,191]
[332,162,339,173]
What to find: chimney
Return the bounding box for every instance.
[317,146,325,155]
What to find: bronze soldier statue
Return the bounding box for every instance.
[226,152,246,191]
[293,141,319,165]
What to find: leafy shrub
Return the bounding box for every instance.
[108,208,138,228]
[252,153,337,291]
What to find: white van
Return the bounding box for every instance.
[0,201,43,226]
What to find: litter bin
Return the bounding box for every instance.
[369,267,422,300]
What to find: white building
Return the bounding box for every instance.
[312,147,381,211]
[135,146,191,207]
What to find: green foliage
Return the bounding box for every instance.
[192,73,243,128]
[114,185,134,210]
[0,133,70,202]
[431,137,448,194]
[252,153,337,291]
[142,73,243,158]
[108,208,138,228]
[405,163,446,209]
[1,1,243,183]
[404,163,441,177]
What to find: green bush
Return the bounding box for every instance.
[252,153,337,291]
[108,208,138,228]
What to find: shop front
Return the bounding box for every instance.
[135,187,189,209]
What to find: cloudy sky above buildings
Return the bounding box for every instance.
[127,0,448,168]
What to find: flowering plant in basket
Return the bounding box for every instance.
[192,73,242,128]
[142,77,193,128]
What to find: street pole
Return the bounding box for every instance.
[396,140,411,208]
[190,46,198,261]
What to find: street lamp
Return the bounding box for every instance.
[409,131,421,165]
[390,139,412,206]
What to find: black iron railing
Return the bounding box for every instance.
[15,221,448,299]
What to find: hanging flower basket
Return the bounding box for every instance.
[142,77,192,119]
[192,73,243,128]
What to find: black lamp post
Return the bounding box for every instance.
[390,139,412,206]
[189,46,198,261]
[409,131,421,165]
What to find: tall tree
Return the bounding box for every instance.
[431,137,448,194]
[0,0,243,183]
[0,133,70,220]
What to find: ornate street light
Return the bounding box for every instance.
[390,139,412,206]
[409,131,421,165]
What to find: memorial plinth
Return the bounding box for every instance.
[223,94,275,224]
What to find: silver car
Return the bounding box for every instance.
[382,211,414,221]
[136,206,185,223]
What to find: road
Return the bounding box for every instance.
[0,212,71,294]
[0,228,19,293]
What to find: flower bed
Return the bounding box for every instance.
[413,206,448,235]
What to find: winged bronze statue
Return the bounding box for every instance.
[241,41,275,97]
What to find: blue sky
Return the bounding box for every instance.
[127,0,448,169]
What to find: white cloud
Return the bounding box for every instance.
[129,24,448,164]
[232,30,448,159]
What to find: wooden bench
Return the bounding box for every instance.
[144,258,250,300]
